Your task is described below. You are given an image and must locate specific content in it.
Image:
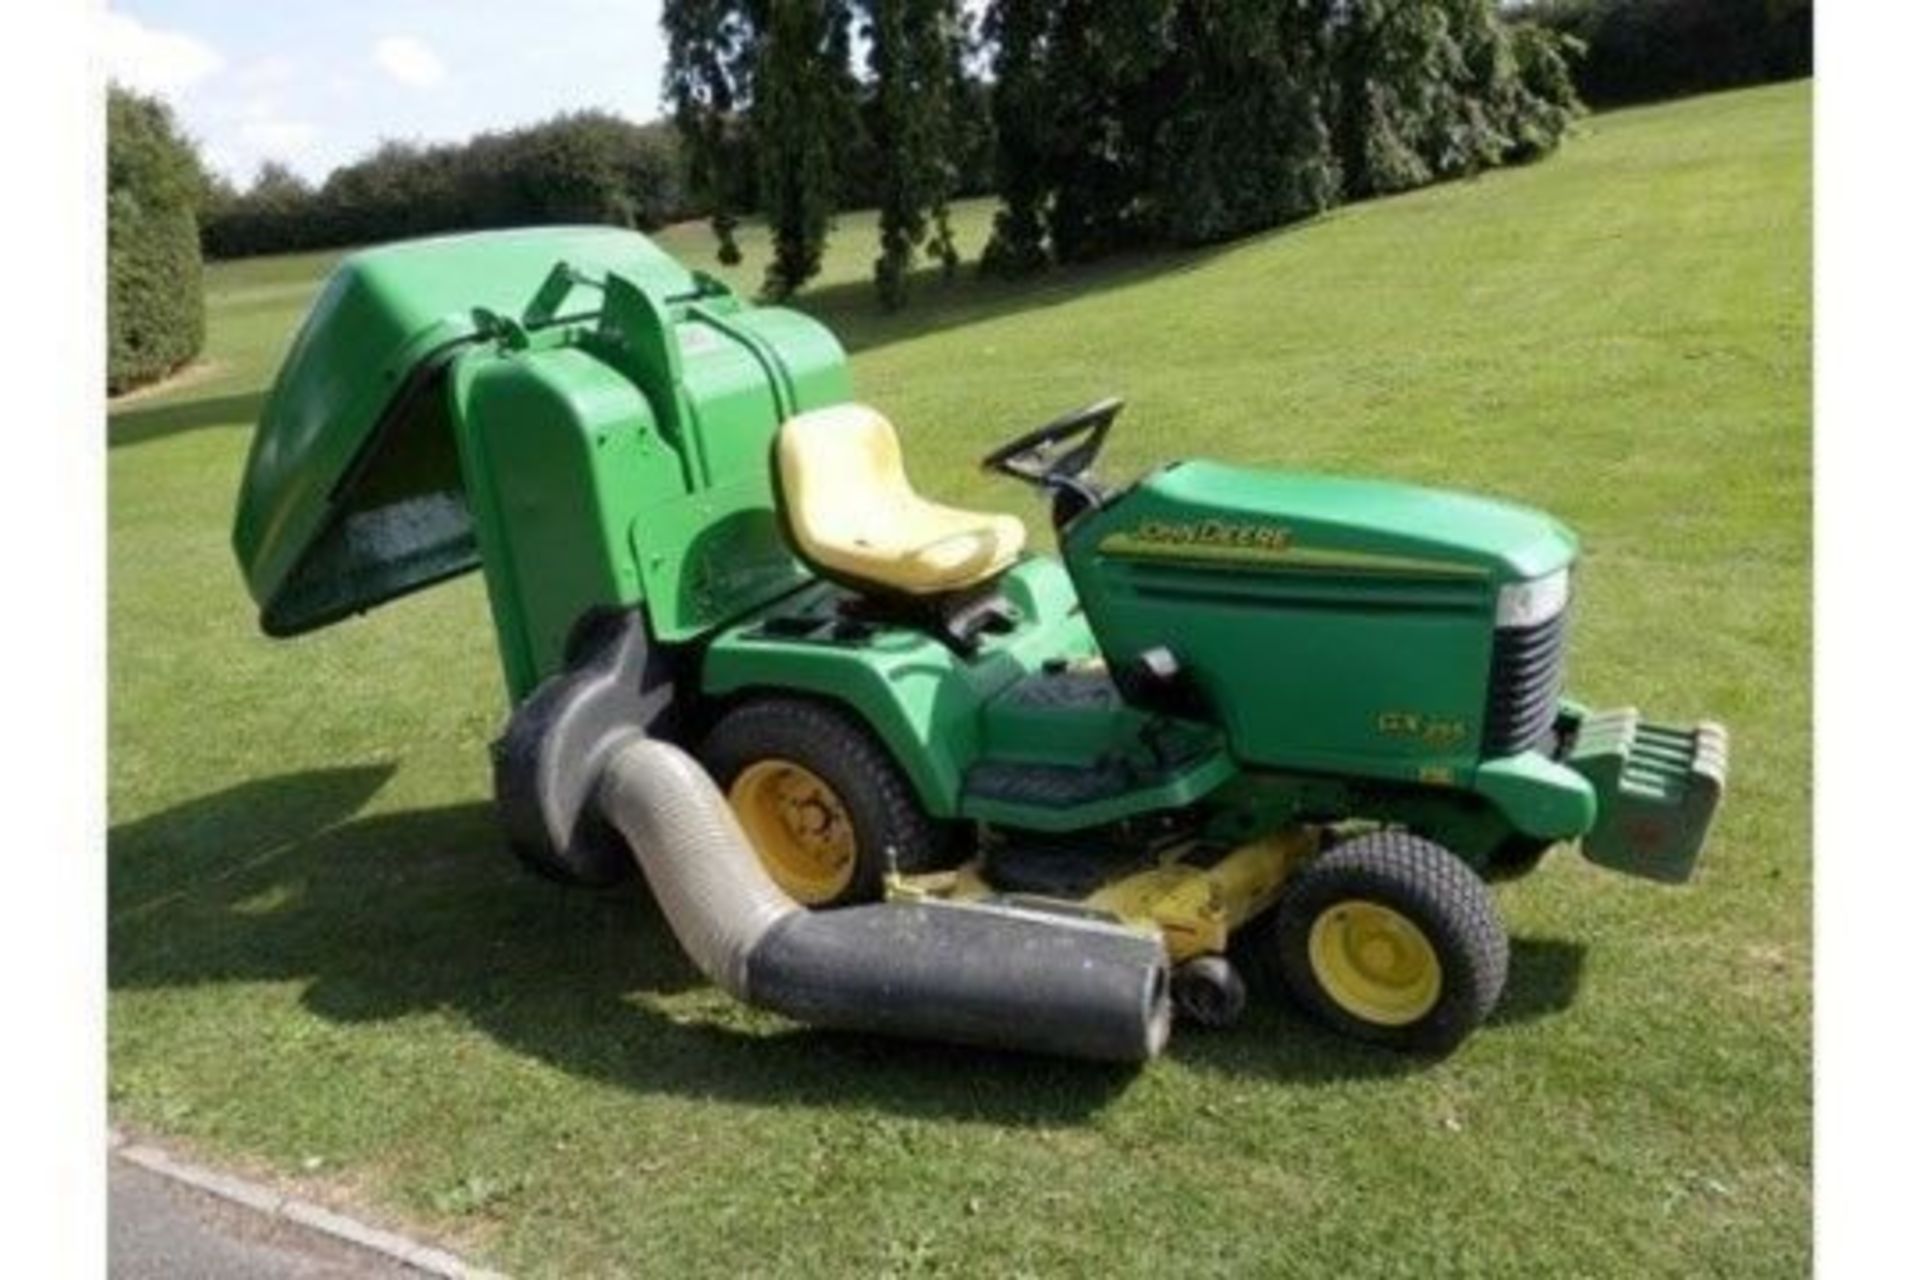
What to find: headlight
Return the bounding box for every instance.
[1496,568,1570,629]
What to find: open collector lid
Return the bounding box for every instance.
[231,226,699,636]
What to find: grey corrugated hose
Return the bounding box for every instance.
[595,738,1172,1064]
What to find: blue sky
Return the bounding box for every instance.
[106,2,672,185]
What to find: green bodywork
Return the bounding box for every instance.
[232,227,846,700]
[703,557,1236,832]
[1066,460,1575,782]
[233,227,1725,884]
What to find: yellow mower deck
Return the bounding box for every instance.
[888,828,1322,963]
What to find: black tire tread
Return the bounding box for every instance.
[696,696,946,906]
[1248,830,1508,1055]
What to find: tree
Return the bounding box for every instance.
[983,0,1577,268]
[1149,1,1341,245]
[664,0,761,264]
[865,0,968,307]
[200,115,692,258]
[666,0,979,304]
[752,0,860,299]
[1032,0,1167,264]
[658,1,1576,295]
[1326,0,1578,195]
[979,0,1052,277]
[1512,0,1811,107]
[978,0,1170,271]
[107,86,208,394]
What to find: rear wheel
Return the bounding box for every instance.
[697,697,948,908]
[1248,831,1507,1055]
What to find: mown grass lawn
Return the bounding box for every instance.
[109,81,1810,1277]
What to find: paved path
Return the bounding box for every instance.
[110,1158,418,1279]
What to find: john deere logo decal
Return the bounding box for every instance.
[1097,522,1489,578]
[1131,519,1293,552]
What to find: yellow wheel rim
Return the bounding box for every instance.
[1307,899,1442,1027]
[728,759,858,905]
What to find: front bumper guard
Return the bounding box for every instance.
[1565,708,1728,884]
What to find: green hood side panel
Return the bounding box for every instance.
[232,227,699,635]
[1114,461,1579,582]
[1066,460,1579,782]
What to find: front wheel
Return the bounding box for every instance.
[1248,831,1508,1055]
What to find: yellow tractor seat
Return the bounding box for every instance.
[776,404,1027,597]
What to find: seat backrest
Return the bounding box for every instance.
[777,404,913,545]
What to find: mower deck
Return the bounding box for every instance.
[890,826,1320,964]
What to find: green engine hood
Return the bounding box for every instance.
[232,226,701,635]
[1093,460,1578,583]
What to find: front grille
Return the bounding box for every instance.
[1483,607,1569,757]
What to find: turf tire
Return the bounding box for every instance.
[696,697,949,908]
[1250,830,1508,1055]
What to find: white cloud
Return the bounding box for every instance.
[185,96,324,181]
[233,55,297,92]
[240,117,320,157]
[231,96,320,158]
[104,12,224,97]
[372,36,447,89]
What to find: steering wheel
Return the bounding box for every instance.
[980,396,1124,490]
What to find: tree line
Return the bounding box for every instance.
[668,0,1582,308]
[109,2,1810,392]
[200,113,692,259]
[1513,0,1813,108]
[193,3,1812,302]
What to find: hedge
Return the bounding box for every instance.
[1513,0,1813,107]
[108,87,207,395]
[203,113,693,260]
[982,0,1581,273]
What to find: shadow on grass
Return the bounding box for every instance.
[1171,934,1586,1084]
[110,768,1135,1124]
[782,243,1232,359]
[109,390,267,450]
[111,765,1584,1121]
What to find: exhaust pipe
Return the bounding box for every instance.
[595,739,1172,1063]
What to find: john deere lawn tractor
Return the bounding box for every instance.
[233,227,1727,1063]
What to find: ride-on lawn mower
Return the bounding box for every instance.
[233,228,1727,1063]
